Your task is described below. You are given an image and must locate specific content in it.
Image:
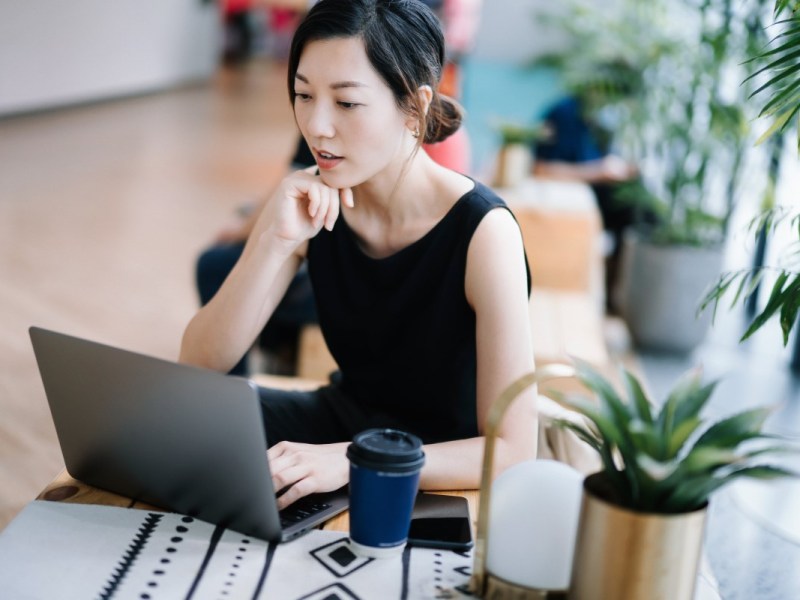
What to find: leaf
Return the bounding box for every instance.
[758,82,800,118]
[629,420,663,458]
[741,271,793,340]
[749,58,800,99]
[774,2,800,18]
[656,368,705,455]
[673,380,717,426]
[554,394,629,450]
[573,358,629,418]
[730,271,755,308]
[778,275,800,343]
[662,465,796,512]
[638,455,679,482]
[755,109,795,146]
[678,446,741,474]
[698,271,741,323]
[745,39,800,78]
[553,419,602,451]
[667,416,704,458]
[693,406,775,449]
[623,369,654,425]
[554,419,625,493]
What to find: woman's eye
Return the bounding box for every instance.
[295,93,312,102]
[338,101,359,109]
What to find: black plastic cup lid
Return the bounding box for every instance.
[347,428,425,473]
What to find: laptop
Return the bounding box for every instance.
[29,326,348,542]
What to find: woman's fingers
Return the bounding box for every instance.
[307,184,321,219]
[272,462,308,495]
[341,186,355,208]
[275,476,317,510]
[313,185,345,232]
[282,171,353,238]
[325,188,340,231]
[268,444,319,509]
[266,441,349,509]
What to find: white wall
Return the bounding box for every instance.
[471,0,572,63]
[0,0,220,116]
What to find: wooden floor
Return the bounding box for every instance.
[0,60,298,530]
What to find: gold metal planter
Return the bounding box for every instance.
[569,473,708,600]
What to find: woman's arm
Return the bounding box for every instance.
[533,155,637,184]
[180,169,352,372]
[420,206,536,490]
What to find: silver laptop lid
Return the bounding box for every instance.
[29,326,325,541]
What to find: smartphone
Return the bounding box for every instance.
[407,493,474,551]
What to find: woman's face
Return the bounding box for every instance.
[293,36,415,189]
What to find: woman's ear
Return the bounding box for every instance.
[417,84,433,116]
[407,85,434,133]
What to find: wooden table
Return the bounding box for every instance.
[37,470,479,536]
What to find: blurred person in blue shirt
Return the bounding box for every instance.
[532,95,647,311]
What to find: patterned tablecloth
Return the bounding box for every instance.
[0,501,473,599]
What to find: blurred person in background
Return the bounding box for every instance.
[531,94,641,311]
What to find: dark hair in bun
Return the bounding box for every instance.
[288,0,463,146]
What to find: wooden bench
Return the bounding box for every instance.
[498,177,606,308]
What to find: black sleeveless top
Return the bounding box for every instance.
[307,181,530,444]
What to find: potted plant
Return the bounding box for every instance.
[552,359,796,600]
[607,0,776,352]
[468,361,796,599]
[699,0,800,356]
[493,120,548,188]
[535,0,780,352]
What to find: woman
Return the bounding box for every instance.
[181,0,535,509]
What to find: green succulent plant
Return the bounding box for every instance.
[494,120,549,146]
[552,359,796,513]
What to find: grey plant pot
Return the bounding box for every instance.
[615,232,724,353]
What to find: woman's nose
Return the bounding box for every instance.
[306,103,336,139]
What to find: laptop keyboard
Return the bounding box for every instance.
[279,496,332,529]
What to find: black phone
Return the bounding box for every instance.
[407,493,473,551]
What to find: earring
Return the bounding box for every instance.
[411,126,420,139]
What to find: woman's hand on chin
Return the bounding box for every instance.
[267,440,350,510]
[263,167,354,251]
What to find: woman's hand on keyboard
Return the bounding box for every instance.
[268,441,349,510]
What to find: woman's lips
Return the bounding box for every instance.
[314,149,343,170]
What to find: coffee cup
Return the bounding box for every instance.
[346,428,425,558]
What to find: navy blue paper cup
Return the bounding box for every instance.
[346,428,425,558]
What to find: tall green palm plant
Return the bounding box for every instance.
[700,206,800,344]
[700,1,800,344]
[747,1,800,150]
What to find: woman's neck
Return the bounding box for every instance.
[350,150,440,224]
[341,150,473,258]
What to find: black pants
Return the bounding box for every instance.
[257,383,406,448]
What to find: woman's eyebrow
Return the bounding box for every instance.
[295,73,368,90]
